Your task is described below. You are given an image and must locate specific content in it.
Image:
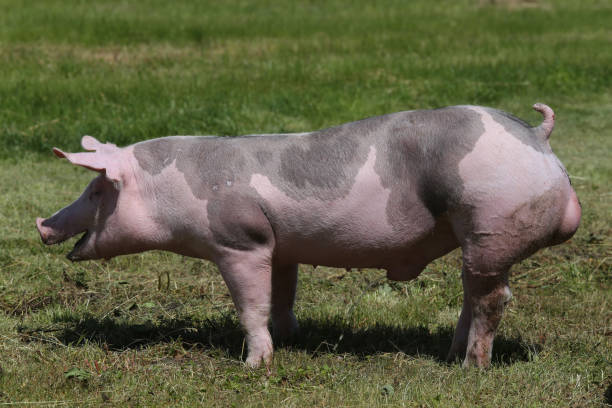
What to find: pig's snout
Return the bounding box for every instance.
[37,217,53,244]
[36,217,69,245]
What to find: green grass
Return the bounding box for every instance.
[0,0,610,406]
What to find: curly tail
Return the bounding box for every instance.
[532,103,555,140]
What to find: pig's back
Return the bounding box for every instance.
[131,106,563,268]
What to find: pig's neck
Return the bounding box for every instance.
[131,158,215,259]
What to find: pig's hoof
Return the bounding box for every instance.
[245,335,273,368]
[245,356,260,368]
[272,313,299,341]
[462,358,485,369]
[462,352,491,369]
[446,341,467,364]
[245,350,273,369]
[446,350,464,364]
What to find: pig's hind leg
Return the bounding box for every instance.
[448,197,560,367]
[447,224,518,367]
[271,263,299,341]
[447,250,512,368]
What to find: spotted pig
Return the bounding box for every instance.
[36,103,581,368]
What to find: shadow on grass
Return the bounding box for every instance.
[23,314,539,366]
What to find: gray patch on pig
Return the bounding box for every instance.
[255,150,273,166]
[377,107,485,219]
[134,138,177,176]
[134,137,271,251]
[215,119,390,231]
[207,193,274,251]
[484,108,549,153]
[174,139,247,199]
[134,136,247,199]
[271,121,380,201]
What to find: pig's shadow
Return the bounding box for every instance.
[605,383,612,406]
[40,314,537,366]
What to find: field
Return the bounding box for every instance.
[0,0,610,406]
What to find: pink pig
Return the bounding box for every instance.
[37,104,580,368]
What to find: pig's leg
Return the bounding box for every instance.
[271,263,299,341]
[448,207,521,368]
[447,271,472,363]
[216,250,274,368]
[449,239,513,368]
[461,267,511,368]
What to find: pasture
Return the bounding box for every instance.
[0,0,610,406]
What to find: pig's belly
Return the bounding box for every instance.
[275,233,409,268]
[269,208,458,271]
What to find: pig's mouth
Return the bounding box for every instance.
[37,218,94,261]
[67,230,91,261]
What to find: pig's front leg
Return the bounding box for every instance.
[271,263,299,341]
[217,249,274,368]
[207,195,278,367]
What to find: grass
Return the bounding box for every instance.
[0,0,610,406]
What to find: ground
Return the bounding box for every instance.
[0,0,610,406]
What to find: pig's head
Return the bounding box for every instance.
[36,136,152,261]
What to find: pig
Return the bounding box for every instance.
[36,103,581,368]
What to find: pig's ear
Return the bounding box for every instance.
[81,135,118,153]
[52,148,121,183]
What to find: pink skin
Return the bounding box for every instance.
[249,147,454,274]
[445,107,581,367]
[446,181,580,367]
[37,104,581,369]
[554,189,581,245]
[36,139,170,262]
[36,137,283,368]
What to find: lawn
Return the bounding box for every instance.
[0,0,610,406]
